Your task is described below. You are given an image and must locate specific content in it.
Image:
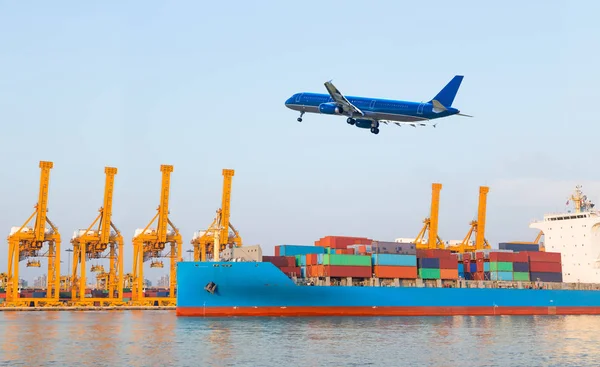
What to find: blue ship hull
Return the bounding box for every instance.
[176,262,600,317]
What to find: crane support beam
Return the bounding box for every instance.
[475,186,489,250]
[157,165,173,243]
[428,183,442,250]
[34,161,53,242]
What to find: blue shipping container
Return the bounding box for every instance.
[278,245,326,256]
[530,272,563,283]
[499,243,539,252]
[464,272,473,280]
[470,263,477,273]
[484,262,490,272]
[484,271,491,280]
[458,271,464,279]
[458,264,464,273]
[301,267,306,278]
[300,255,306,267]
[317,254,324,264]
[372,254,417,267]
[491,271,513,281]
[418,258,440,269]
[513,262,529,272]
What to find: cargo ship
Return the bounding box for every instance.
[176,186,600,317]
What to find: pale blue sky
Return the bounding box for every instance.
[1,1,599,282]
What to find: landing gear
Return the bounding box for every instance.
[370,120,379,134]
[297,111,305,122]
[347,117,355,125]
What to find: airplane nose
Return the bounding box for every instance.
[284,96,294,107]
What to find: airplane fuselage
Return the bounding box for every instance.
[285,92,459,124]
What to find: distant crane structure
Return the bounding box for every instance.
[132,165,182,306]
[447,186,491,253]
[414,183,445,250]
[70,167,124,306]
[6,161,61,306]
[192,169,242,262]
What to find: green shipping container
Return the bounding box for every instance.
[322,254,371,266]
[419,268,441,279]
[490,261,513,272]
[513,272,530,281]
[295,255,302,266]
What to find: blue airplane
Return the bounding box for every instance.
[284,75,471,134]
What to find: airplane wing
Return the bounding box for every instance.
[324,81,364,116]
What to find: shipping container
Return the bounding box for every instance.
[513,262,529,272]
[469,263,477,273]
[371,241,417,255]
[513,272,530,281]
[371,254,417,267]
[279,266,301,277]
[458,263,464,273]
[490,262,513,272]
[418,258,440,269]
[491,271,513,281]
[463,272,473,280]
[530,272,563,282]
[323,254,371,267]
[483,261,489,272]
[315,236,373,249]
[301,267,306,278]
[262,256,294,268]
[419,268,441,279]
[489,252,517,262]
[440,269,459,280]
[463,253,472,261]
[373,266,417,279]
[498,243,540,252]
[529,262,562,273]
[277,245,326,256]
[439,257,458,270]
[324,265,372,278]
[524,251,562,263]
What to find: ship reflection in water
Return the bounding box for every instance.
[1,312,600,366]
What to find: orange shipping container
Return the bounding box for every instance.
[374,266,417,279]
[440,269,459,280]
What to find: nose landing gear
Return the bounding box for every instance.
[297,111,305,122]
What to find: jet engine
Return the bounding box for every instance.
[318,103,344,115]
[354,119,374,129]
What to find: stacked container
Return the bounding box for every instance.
[372,253,417,279]
[262,255,301,277]
[489,251,529,281]
[275,244,326,256]
[499,242,540,252]
[524,251,563,282]
[416,249,457,280]
[314,236,373,249]
[307,254,372,278]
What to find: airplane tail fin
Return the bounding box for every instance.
[429,75,464,107]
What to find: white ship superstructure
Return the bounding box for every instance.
[530,186,600,283]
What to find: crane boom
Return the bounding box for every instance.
[219,169,235,244]
[34,161,53,241]
[157,165,173,243]
[475,186,489,249]
[100,167,117,244]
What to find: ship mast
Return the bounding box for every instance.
[569,185,595,213]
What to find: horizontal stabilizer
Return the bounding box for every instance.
[431,99,447,113]
[457,113,473,117]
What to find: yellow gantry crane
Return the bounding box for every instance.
[192,169,242,262]
[414,183,445,250]
[132,165,182,306]
[70,167,124,306]
[447,186,491,253]
[6,161,61,306]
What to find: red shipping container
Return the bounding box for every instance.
[324,265,372,278]
[525,251,562,263]
[490,252,516,262]
[262,256,291,268]
[529,262,562,273]
[440,269,459,280]
[463,253,472,261]
[475,252,484,260]
[275,246,280,256]
[374,266,417,279]
[474,272,485,281]
[464,259,471,269]
[0,292,6,298]
[440,257,458,269]
[279,266,301,276]
[476,259,484,272]
[316,236,373,249]
[511,252,529,263]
